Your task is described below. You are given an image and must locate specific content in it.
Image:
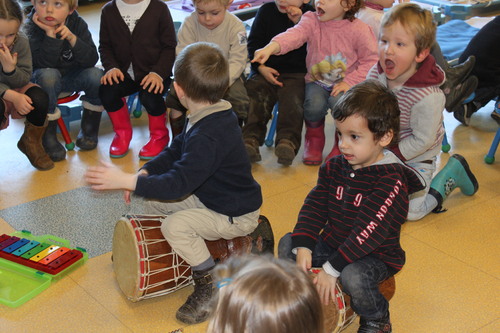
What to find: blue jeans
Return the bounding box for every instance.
[303,82,344,122]
[32,67,103,114]
[278,232,391,319]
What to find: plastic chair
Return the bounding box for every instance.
[56,92,80,150]
[126,92,143,118]
[484,98,500,164]
[264,103,279,147]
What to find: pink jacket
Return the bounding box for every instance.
[273,12,378,90]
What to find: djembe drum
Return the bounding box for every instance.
[310,269,396,333]
[112,214,273,302]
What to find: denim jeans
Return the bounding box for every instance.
[303,82,344,122]
[278,232,391,320]
[32,67,103,114]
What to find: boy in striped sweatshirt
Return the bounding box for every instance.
[367,3,478,221]
[278,80,425,333]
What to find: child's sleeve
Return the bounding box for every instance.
[342,22,378,87]
[98,7,117,72]
[247,7,268,73]
[176,14,197,56]
[150,5,177,80]
[0,34,32,95]
[68,15,99,67]
[394,93,445,161]
[272,11,312,55]
[227,18,248,85]
[291,162,332,251]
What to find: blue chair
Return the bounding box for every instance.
[264,103,279,147]
[126,92,143,118]
[484,98,500,164]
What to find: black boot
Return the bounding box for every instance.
[441,55,475,96]
[445,75,478,112]
[42,119,66,161]
[176,267,214,324]
[76,109,102,150]
[249,215,275,255]
[358,311,392,333]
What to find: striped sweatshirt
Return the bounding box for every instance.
[367,56,446,163]
[292,151,425,273]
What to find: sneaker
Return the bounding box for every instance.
[441,55,475,95]
[275,139,296,166]
[358,311,392,333]
[445,75,478,111]
[244,138,261,163]
[453,102,477,126]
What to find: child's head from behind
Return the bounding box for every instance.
[173,42,229,105]
[367,0,394,9]
[207,255,324,333]
[333,80,399,169]
[314,0,362,22]
[193,0,230,30]
[32,0,77,27]
[0,0,23,50]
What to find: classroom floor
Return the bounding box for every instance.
[0,2,499,332]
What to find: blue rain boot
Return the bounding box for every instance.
[428,154,478,212]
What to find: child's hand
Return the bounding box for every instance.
[3,90,33,115]
[85,161,137,191]
[55,24,77,46]
[101,68,124,85]
[313,269,337,305]
[296,248,312,272]
[252,42,280,65]
[0,44,17,73]
[141,73,164,94]
[286,6,303,24]
[32,12,57,38]
[258,65,283,87]
[331,81,350,97]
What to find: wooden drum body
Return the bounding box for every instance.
[112,214,274,302]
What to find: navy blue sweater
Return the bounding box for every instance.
[135,104,262,217]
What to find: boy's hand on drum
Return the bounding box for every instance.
[296,248,312,272]
[313,270,337,305]
[85,161,137,192]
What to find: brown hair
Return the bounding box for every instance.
[0,0,23,23]
[207,254,324,333]
[343,0,362,22]
[380,3,436,54]
[174,42,229,104]
[333,80,400,146]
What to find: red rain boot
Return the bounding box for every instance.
[325,132,341,162]
[108,100,132,158]
[139,113,170,160]
[302,119,325,165]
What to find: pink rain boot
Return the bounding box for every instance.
[302,119,325,165]
[139,113,170,160]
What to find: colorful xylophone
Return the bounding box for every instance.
[0,232,86,275]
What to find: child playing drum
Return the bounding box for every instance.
[85,42,262,325]
[278,80,425,333]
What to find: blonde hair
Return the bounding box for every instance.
[33,0,78,11]
[207,254,324,333]
[174,42,229,104]
[380,3,436,55]
[192,0,230,7]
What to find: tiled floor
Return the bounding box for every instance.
[0,2,499,332]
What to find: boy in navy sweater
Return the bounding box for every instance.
[278,80,425,332]
[86,42,262,325]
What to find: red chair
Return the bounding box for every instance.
[56,92,80,151]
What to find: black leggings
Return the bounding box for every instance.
[99,76,167,116]
[0,86,48,127]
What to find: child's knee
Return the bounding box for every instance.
[34,68,61,87]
